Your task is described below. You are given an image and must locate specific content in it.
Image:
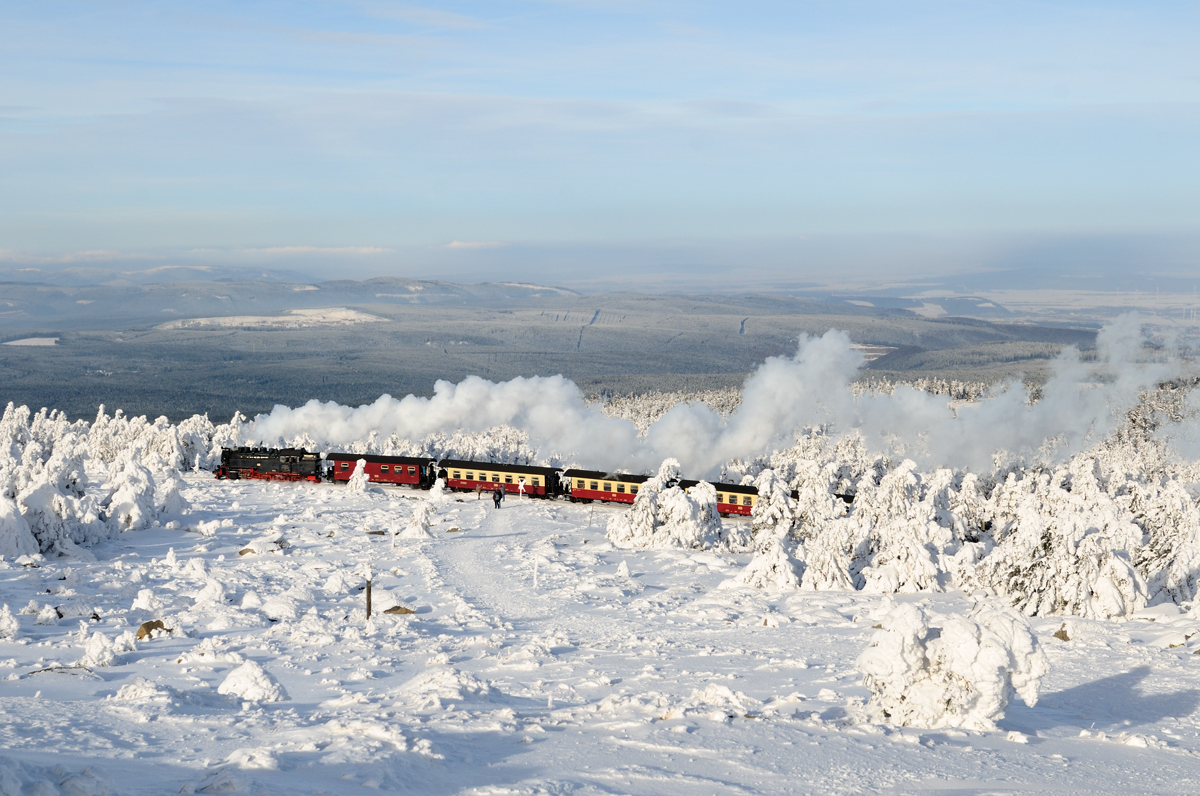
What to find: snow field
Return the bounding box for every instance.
[3,476,1200,793]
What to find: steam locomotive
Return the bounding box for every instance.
[217,447,761,516]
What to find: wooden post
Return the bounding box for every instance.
[366,578,373,620]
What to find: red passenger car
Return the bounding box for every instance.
[325,454,437,489]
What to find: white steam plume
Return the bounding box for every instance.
[248,314,1187,476]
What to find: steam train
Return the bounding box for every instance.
[217,447,762,516]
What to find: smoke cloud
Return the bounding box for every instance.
[248,314,1190,477]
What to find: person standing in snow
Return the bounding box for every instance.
[476,483,484,500]
[499,483,506,502]
[492,489,502,509]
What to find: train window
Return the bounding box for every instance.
[576,479,585,489]
[603,482,611,492]
[505,475,513,484]
[466,472,474,481]
[616,484,625,493]
[743,496,752,506]
[531,477,539,486]
[452,471,461,479]
[590,481,598,490]
[340,462,349,470]
[492,474,500,483]
[631,485,639,494]
[380,465,389,473]
[407,466,416,475]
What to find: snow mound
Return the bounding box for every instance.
[239,532,285,556]
[395,667,493,710]
[112,677,171,702]
[856,601,1048,730]
[217,660,288,703]
[0,754,110,796]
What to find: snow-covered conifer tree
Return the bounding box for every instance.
[608,459,718,550]
[346,459,369,493]
[751,469,796,550]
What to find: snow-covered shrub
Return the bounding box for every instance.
[153,467,189,517]
[131,589,164,613]
[346,459,369,493]
[89,408,191,469]
[969,461,1149,619]
[1131,477,1200,603]
[799,517,870,591]
[733,539,802,589]
[102,456,158,531]
[18,477,106,553]
[790,459,844,538]
[0,605,18,639]
[856,601,1048,730]
[0,498,37,559]
[855,461,952,594]
[402,499,437,539]
[175,413,219,469]
[607,459,722,550]
[218,660,288,702]
[79,632,118,668]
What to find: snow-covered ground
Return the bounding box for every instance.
[156,308,385,330]
[2,337,59,347]
[5,474,1200,795]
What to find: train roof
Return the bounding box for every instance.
[679,479,758,494]
[437,459,560,476]
[325,453,435,464]
[562,469,650,483]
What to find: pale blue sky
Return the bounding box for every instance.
[1,1,1198,285]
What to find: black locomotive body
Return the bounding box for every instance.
[215,447,322,482]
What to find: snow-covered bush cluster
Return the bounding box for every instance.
[605,377,1200,623]
[0,403,205,556]
[856,600,1048,730]
[596,387,743,433]
[854,376,993,403]
[607,459,739,551]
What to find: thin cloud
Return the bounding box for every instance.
[0,249,156,264]
[248,246,393,256]
[445,241,504,249]
[359,2,489,31]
